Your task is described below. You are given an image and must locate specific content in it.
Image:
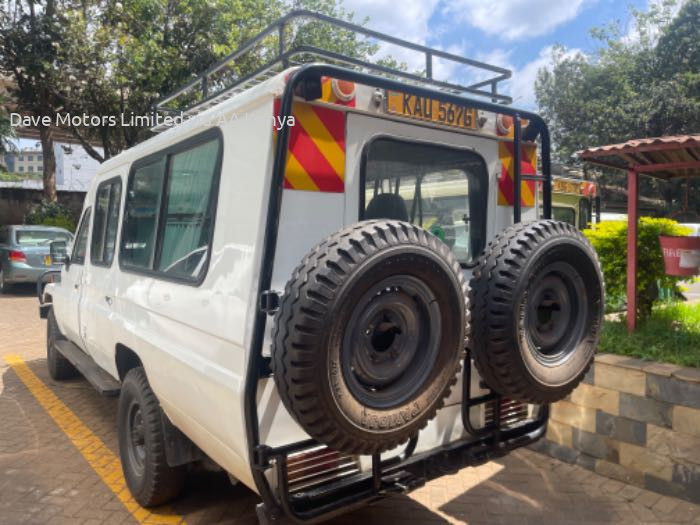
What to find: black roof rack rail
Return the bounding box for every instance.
[152,9,512,125]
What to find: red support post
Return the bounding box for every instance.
[627,169,638,332]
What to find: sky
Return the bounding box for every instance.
[341,0,652,109]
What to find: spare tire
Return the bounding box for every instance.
[469,220,604,403]
[272,220,467,455]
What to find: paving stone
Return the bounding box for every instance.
[572,428,619,462]
[672,368,700,384]
[596,410,647,445]
[620,392,674,428]
[647,375,700,409]
[619,442,674,481]
[595,362,646,396]
[673,405,700,438]
[644,362,684,378]
[570,384,620,415]
[551,400,598,433]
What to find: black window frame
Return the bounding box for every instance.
[118,127,223,286]
[71,207,92,265]
[90,175,123,268]
[359,135,489,267]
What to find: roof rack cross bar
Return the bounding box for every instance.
[153,9,513,119]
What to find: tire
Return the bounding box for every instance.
[469,220,604,403]
[0,269,12,293]
[272,220,467,455]
[47,309,79,380]
[118,367,185,507]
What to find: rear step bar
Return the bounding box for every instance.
[54,340,121,396]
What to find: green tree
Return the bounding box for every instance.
[58,0,390,162]
[535,0,700,215]
[0,0,68,201]
[0,94,14,157]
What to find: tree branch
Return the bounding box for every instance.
[68,123,105,163]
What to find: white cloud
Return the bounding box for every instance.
[505,45,583,109]
[621,0,688,45]
[342,0,440,71]
[444,0,588,41]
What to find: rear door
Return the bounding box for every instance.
[344,113,497,268]
[55,208,91,348]
[82,176,123,375]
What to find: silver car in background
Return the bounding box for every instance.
[0,225,73,293]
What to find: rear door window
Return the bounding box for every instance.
[361,138,487,265]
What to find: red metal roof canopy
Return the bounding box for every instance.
[579,134,700,333]
[579,134,700,179]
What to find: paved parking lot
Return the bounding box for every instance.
[1,289,699,525]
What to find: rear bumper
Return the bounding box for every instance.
[4,263,58,283]
[259,409,548,524]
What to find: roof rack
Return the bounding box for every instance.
[152,9,512,124]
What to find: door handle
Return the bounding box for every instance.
[105,296,113,306]
[74,284,79,290]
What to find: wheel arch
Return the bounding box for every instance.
[115,344,143,381]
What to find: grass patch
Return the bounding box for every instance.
[600,301,700,368]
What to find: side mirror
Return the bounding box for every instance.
[50,240,70,268]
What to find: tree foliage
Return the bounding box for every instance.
[536,0,700,217]
[536,0,700,163]
[1,0,390,201]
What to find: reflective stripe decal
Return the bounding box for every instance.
[275,100,346,193]
[498,142,537,207]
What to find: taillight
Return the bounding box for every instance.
[9,250,27,263]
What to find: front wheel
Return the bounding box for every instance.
[118,367,185,507]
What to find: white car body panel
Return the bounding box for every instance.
[49,67,541,495]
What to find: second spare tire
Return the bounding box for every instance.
[272,220,467,455]
[469,219,604,404]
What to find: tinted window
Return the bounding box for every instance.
[72,209,92,264]
[121,158,166,269]
[157,140,219,279]
[362,138,487,265]
[91,178,122,266]
[120,130,221,283]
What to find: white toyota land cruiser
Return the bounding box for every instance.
[38,11,604,523]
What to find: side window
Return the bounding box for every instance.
[91,178,123,266]
[157,140,219,280]
[362,138,487,265]
[553,206,576,226]
[120,130,221,283]
[71,208,92,265]
[121,157,166,269]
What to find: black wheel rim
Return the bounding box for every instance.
[126,402,146,476]
[341,275,442,409]
[526,261,587,365]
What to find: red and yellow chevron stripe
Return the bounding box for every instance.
[274,100,346,192]
[498,142,537,207]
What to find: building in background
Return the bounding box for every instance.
[0,142,102,191]
[2,148,44,175]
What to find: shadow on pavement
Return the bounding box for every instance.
[1,357,450,524]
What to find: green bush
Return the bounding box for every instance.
[25,200,76,232]
[583,218,691,319]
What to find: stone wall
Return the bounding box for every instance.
[531,353,700,504]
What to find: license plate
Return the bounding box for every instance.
[44,255,52,266]
[385,91,477,130]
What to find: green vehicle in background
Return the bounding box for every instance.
[547,176,600,230]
